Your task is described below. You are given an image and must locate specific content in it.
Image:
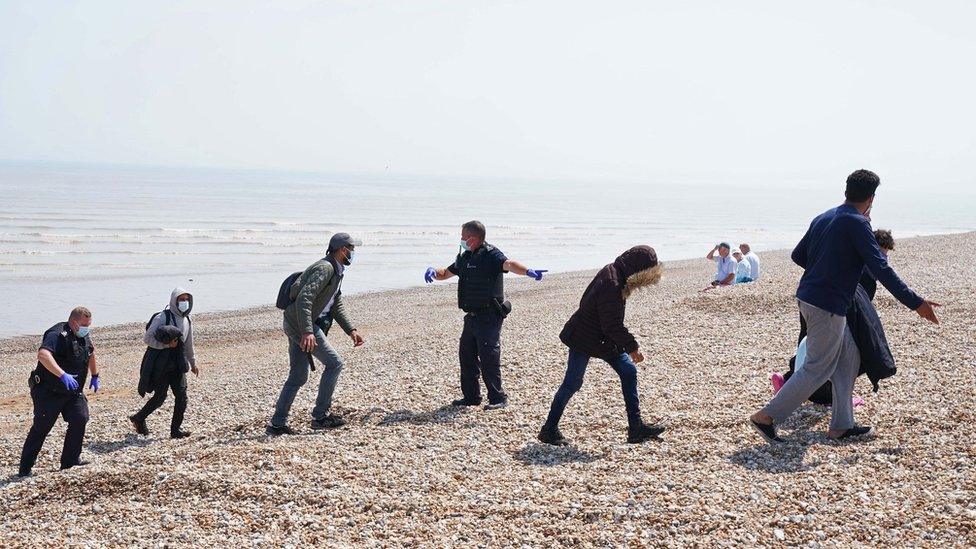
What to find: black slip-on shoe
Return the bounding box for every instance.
[627,423,666,444]
[832,425,875,440]
[129,415,149,436]
[451,398,482,407]
[60,460,90,471]
[170,430,191,439]
[17,470,32,478]
[265,424,297,436]
[310,414,347,430]
[750,419,783,443]
[538,427,569,446]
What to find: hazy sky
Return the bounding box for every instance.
[1,1,974,188]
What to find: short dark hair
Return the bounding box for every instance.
[461,220,486,239]
[874,229,894,250]
[69,306,91,321]
[845,169,880,202]
[718,242,731,251]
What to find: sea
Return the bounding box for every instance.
[1,162,973,338]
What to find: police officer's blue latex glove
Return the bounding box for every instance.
[424,267,437,284]
[526,269,548,281]
[89,375,100,393]
[60,373,79,391]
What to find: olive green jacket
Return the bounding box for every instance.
[283,256,355,337]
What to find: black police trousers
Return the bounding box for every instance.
[20,385,90,475]
[133,368,188,435]
[459,311,507,404]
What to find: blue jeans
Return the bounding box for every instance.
[543,349,641,429]
[271,324,344,427]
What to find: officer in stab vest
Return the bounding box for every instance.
[19,306,101,477]
[424,221,547,410]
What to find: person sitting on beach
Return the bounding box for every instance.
[267,232,365,436]
[703,242,736,290]
[732,249,753,283]
[771,228,899,406]
[130,288,198,439]
[538,246,665,445]
[738,243,761,281]
[423,220,546,410]
[750,170,940,443]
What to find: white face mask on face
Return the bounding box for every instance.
[178,300,190,313]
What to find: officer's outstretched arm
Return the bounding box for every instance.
[502,260,529,276]
[36,349,65,377]
[434,268,456,281]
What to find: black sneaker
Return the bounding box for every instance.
[627,423,666,444]
[832,425,875,440]
[60,460,90,471]
[484,400,509,411]
[538,426,569,446]
[129,415,149,436]
[750,419,783,443]
[451,398,482,407]
[265,424,297,436]
[310,414,347,430]
[170,430,191,439]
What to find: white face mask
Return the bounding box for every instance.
[178,300,190,313]
[75,325,91,338]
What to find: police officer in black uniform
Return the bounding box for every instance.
[424,221,546,410]
[19,306,100,477]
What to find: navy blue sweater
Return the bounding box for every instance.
[793,204,923,316]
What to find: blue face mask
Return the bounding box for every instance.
[347,250,356,264]
[75,325,90,338]
[460,240,470,252]
[178,300,190,313]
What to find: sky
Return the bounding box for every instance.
[1,1,975,189]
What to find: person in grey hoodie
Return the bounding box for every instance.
[129,288,198,439]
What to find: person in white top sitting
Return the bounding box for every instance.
[732,249,753,283]
[739,243,761,281]
[703,242,736,291]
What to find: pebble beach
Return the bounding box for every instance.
[1,231,973,547]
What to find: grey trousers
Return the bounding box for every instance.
[762,300,860,431]
[270,323,345,427]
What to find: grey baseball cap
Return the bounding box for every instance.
[328,232,362,252]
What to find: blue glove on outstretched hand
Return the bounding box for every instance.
[424,267,437,283]
[60,373,79,391]
[89,375,100,392]
[526,269,548,281]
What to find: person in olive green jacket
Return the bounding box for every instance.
[267,233,365,435]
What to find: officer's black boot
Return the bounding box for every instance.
[627,421,665,444]
[538,425,569,446]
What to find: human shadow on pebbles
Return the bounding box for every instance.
[512,443,604,466]
[86,433,153,455]
[729,440,819,473]
[379,405,465,426]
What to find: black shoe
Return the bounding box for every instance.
[538,426,569,446]
[17,470,32,478]
[832,425,875,440]
[627,423,666,444]
[129,415,149,436]
[265,424,297,436]
[60,460,90,471]
[451,398,482,407]
[750,419,783,443]
[484,400,509,411]
[310,414,347,430]
[171,430,191,439]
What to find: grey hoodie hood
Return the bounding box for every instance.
[170,287,193,317]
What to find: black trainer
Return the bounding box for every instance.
[265,424,297,436]
[538,426,569,446]
[129,415,149,436]
[750,419,783,443]
[451,398,482,407]
[833,425,875,440]
[311,414,347,430]
[627,423,666,444]
[60,460,90,471]
[171,430,191,439]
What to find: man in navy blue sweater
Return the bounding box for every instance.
[750,170,940,443]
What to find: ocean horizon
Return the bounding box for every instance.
[2,162,973,339]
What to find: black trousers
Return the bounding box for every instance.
[133,368,188,434]
[459,311,507,404]
[20,385,90,475]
